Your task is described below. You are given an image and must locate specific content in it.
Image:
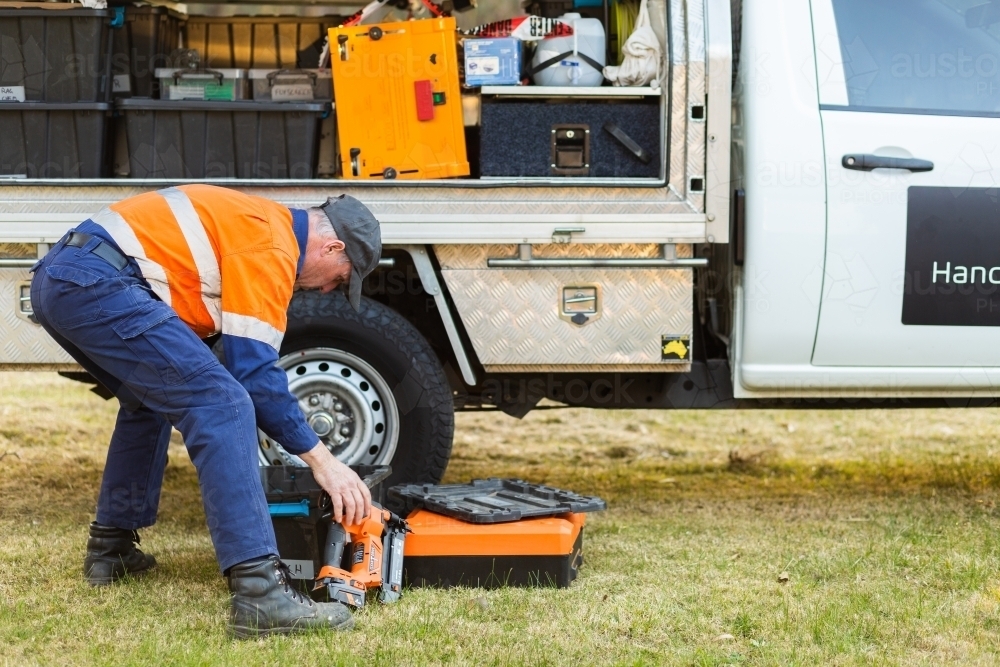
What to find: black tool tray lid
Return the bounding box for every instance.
[261,465,391,506]
[388,478,606,523]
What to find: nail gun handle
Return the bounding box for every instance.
[323,522,347,571]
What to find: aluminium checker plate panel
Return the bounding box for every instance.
[0,268,77,368]
[436,244,693,373]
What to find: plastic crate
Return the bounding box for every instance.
[261,465,391,583]
[184,16,344,70]
[248,69,332,101]
[0,101,109,177]
[116,98,327,178]
[156,68,249,101]
[0,7,114,102]
[111,6,184,98]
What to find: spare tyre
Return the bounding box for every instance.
[258,291,455,488]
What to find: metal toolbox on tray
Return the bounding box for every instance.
[434,243,694,373]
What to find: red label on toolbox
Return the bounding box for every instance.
[414,80,434,121]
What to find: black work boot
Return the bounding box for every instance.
[83,522,157,586]
[228,557,354,638]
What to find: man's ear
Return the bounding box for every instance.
[323,239,346,256]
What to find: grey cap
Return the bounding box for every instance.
[319,195,381,311]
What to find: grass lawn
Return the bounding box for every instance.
[3,373,1000,665]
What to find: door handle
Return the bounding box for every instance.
[842,154,934,172]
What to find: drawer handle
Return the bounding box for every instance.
[603,122,651,164]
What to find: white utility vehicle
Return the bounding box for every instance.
[1,0,998,486]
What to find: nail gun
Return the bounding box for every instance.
[313,502,409,607]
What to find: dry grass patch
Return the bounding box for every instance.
[3,374,1000,665]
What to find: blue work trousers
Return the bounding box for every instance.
[30,232,277,572]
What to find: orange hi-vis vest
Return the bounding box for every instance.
[90,184,299,349]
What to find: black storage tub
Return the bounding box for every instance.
[116,98,328,179]
[0,8,114,102]
[0,101,109,178]
[111,6,184,98]
[260,465,391,584]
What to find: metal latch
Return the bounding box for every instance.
[551,227,585,244]
[550,124,590,176]
[15,281,36,324]
[559,285,601,326]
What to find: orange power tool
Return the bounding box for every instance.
[313,502,409,607]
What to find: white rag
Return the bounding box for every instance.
[603,0,662,87]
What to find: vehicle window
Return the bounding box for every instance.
[830,0,1000,114]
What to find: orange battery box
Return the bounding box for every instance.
[329,17,469,180]
[403,509,586,588]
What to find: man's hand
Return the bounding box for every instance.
[299,442,372,526]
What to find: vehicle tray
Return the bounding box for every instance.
[388,479,606,523]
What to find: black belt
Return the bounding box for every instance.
[65,232,129,271]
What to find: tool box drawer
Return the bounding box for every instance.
[479,97,660,178]
[116,98,326,178]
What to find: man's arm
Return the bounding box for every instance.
[220,248,371,524]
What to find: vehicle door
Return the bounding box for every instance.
[810,0,1000,368]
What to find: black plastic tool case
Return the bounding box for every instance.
[0,102,110,177]
[116,98,327,178]
[388,479,607,523]
[261,465,390,584]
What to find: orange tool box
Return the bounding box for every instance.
[329,17,469,180]
[403,510,586,588]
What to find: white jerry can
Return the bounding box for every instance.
[531,13,606,87]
